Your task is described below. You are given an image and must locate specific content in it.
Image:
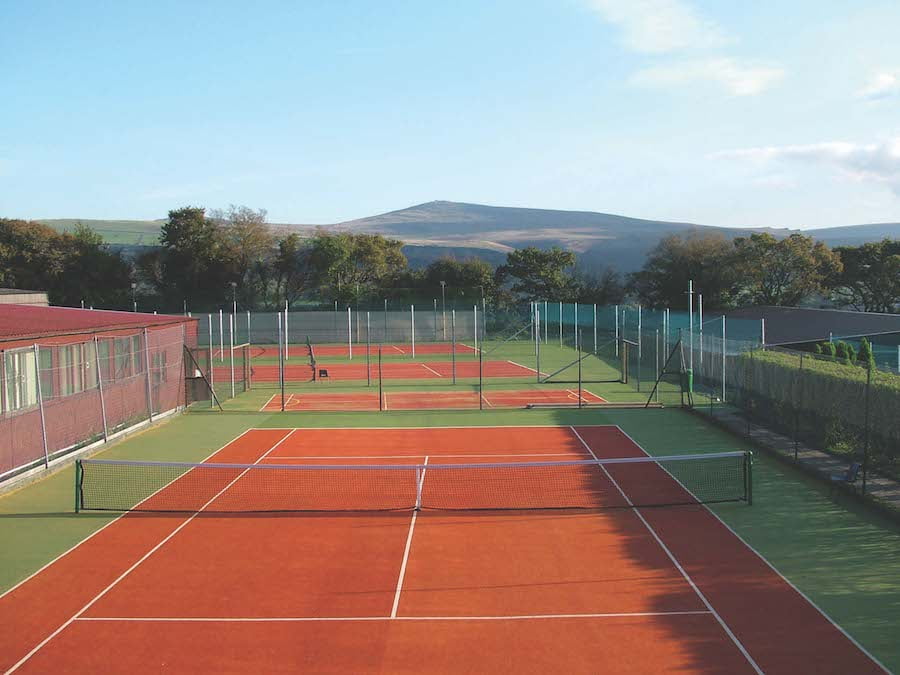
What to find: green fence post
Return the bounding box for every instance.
[75,460,83,513]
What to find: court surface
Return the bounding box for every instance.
[244,360,538,383]
[0,426,885,674]
[259,388,606,411]
[247,342,476,359]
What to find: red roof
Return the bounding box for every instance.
[0,305,196,342]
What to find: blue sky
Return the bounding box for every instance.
[2,0,899,228]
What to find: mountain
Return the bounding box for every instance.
[37,202,900,274]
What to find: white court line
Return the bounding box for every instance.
[568,426,763,675]
[391,345,405,354]
[611,425,891,675]
[480,392,494,408]
[75,610,712,623]
[506,360,546,377]
[5,430,297,675]
[258,393,278,412]
[391,456,427,618]
[582,388,606,403]
[419,363,443,377]
[266,453,583,459]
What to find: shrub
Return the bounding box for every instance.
[813,343,823,354]
[858,338,876,370]
[821,341,836,358]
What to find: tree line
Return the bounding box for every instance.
[1,208,897,314]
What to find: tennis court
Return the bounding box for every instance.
[243,360,538,383]
[244,342,476,360]
[259,388,607,411]
[0,425,883,673]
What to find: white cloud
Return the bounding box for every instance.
[857,71,900,100]
[713,138,900,194]
[631,58,784,96]
[585,0,729,53]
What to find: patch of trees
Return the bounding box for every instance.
[0,218,132,307]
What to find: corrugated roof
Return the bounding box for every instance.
[725,306,900,345]
[0,304,195,342]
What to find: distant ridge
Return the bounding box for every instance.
[36,201,900,273]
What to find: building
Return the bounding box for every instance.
[0,288,49,306]
[0,305,198,483]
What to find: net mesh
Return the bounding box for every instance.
[76,451,750,513]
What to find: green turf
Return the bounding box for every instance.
[2,405,898,670]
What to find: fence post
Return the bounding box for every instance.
[94,336,109,442]
[347,306,352,360]
[219,309,224,362]
[366,311,371,387]
[721,315,726,403]
[384,299,388,342]
[573,303,578,346]
[247,310,251,346]
[655,329,660,403]
[478,333,484,411]
[33,344,50,467]
[593,304,597,354]
[536,308,541,383]
[284,301,289,361]
[143,328,154,422]
[795,352,803,460]
[410,305,415,358]
[615,305,619,356]
[543,300,548,345]
[378,348,384,411]
[558,301,562,347]
[277,312,285,412]
[577,330,583,409]
[229,313,235,399]
[208,314,215,408]
[637,305,642,392]
[862,360,871,494]
[451,309,457,384]
[473,305,478,357]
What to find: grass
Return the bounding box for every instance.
[2,401,899,670]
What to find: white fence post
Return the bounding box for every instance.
[144,328,154,422]
[219,309,224,362]
[33,344,50,467]
[410,305,415,358]
[348,306,353,359]
[208,314,215,408]
[95,336,109,441]
[229,313,235,399]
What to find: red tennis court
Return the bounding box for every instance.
[242,359,538,383]
[260,388,606,411]
[247,342,475,359]
[0,426,883,673]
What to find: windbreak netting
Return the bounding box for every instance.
[76,451,751,513]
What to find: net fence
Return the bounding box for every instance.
[75,451,751,513]
[1,323,191,482]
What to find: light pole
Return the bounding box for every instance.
[131,283,137,312]
[230,281,237,315]
[440,280,447,340]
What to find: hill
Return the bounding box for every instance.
[36,202,900,273]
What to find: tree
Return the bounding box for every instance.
[496,246,577,301]
[733,233,842,306]
[272,233,316,309]
[572,267,626,305]
[628,234,738,309]
[210,205,275,309]
[857,338,875,369]
[831,239,900,313]
[309,231,407,304]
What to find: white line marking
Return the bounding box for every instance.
[391,456,427,618]
[391,345,405,354]
[0,428,258,604]
[506,360,537,373]
[266,453,583,459]
[612,425,891,675]
[568,426,763,675]
[75,610,712,623]
[582,388,606,403]
[419,363,443,377]
[5,430,297,674]
[480,392,494,408]
[258,393,277,412]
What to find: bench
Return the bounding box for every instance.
[829,462,861,496]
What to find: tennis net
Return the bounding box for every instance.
[75,451,751,513]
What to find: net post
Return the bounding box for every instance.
[451,309,457,385]
[410,305,415,358]
[229,313,235,399]
[94,336,109,441]
[143,328,154,422]
[378,347,384,411]
[33,344,50,468]
[366,312,371,387]
[74,459,83,513]
[208,314,215,408]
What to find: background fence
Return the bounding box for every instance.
[0,323,193,483]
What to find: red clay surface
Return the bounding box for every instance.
[261,388,606,411]
[243,342,476,359]
[0,426,885,674]
[239,360,537,383]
